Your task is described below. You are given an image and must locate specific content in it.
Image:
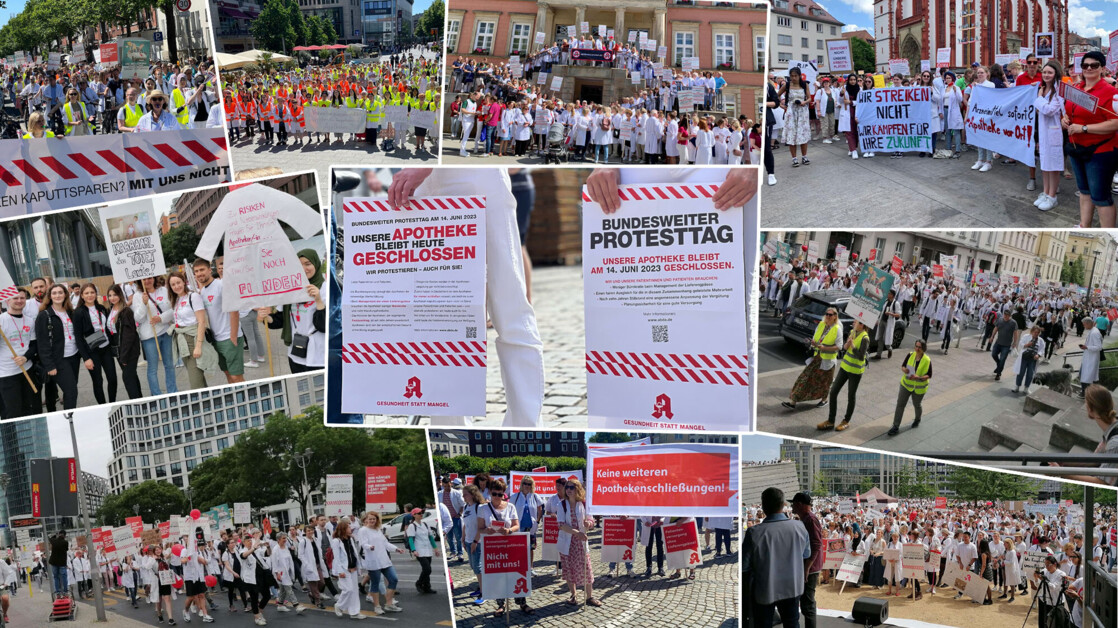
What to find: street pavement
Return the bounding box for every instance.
[756,306,1091,453]
[5,575,151,627]
[760,136,1094,228]
[440,134,571,166]
[69,554,453,626]
[363,266,590,429]
[446,526,739,628]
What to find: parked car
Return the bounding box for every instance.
[779,289,905,355]
[382,508,441,544]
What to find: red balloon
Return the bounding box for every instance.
[190,509,201,521]
[801,245,808,251]
[172,578,184,590]
[851,253,859,260]
[171,544,183,557]
[204,575,218,588]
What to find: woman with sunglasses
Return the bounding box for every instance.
[358,511,404,614]
[558,479,599,607]
[475,478,534,616]
[781,307,843,411]
[888,338,932,436]
[134,89,183,132]
[1061,50,1118,228]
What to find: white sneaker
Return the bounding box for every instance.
[374,606,385,615]
[767,174,777,186]
[1027,179,1036,191]
[335,608,345,618]
[277,605,290,612]
[1038,196,1058,211]
[384,603,402,612]
[349,614,366,620]
[365,595,376,604]
[979,162,992,172]
[201,616,215,623]
[1033,193,1046,207]
[184,610,192,623]
[244,360,260,368]
[852,152,859,160]
[321,593,333,600]
[971,160,983,170]
[823,139,833,144]
[295,605,305,614]
[865,152,875,158]
[254,618,267,626]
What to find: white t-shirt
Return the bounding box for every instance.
[955,541,978,568]
[407,520,435,558]
[174,293,205,328]
[54,310,79,357]
[478,501,519,533]
[0,312,35,378]
[199,279,231,341]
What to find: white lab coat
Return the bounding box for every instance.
[837,91,854,133]
[1080,327,1103,384]
[1035,91,1065,172]
[944,87,965,130]
[296,535,326,582]
[642,116,663,154]
[356,526,399,571]
[270,544,296,586]
[878,299,900,346]
[930,77,945,133]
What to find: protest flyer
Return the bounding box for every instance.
[888,58,910,76]
[482,533,532,599]
[936,47,951,68]
[964,85,1037,166]
[195,183,322,311]
[304,107,366,134]
[119,38,151,80]
[826,39,852,72]
[540,515,560,561]
[663,519,702,570]
[365,466,396,513]
[857,87,932,153]
[582,183,749,432]
[947,564,994,602]
[845,263,895,327]
[586,443,739,517]
[1035,32,1054,58]
[600,518,637,563]
[509,470,584,497]
[900,543,926,579]
[325,474,353,517]
[837,553,867,583]
[341,195,487,416]
[233,502,251,524]
[822,538,847,570]
[98,200,166,284]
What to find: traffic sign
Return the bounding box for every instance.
[175,0,191,11]
[153,32,164,42]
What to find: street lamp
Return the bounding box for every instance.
[66,412,106,622]
[184,487,193,511]
[292,448,313,524]
[133,503,140,518]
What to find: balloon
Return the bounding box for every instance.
[852,253,859,260]
[204,575,218,588]
[190,509,201,520]
[801,245,808,251]
[171,544,183,557]
[172,578,184,590]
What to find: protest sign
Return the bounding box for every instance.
[964,85,1037,166]
[303,106,365,133]
[46,52,60,70]
[950,566,993,602]
[888,58,910,76]
[995,53,1016,66]
[98,200,166,283]
[789,59,818,83]
[509,470,583,497]
[540,515,559,561]
[826,39,852,72]
[365,466,396,513]
[608,29,615,40]
[580,21,589,34]
[663,519,702,570]
[233,502,250,524]
[920,60,930,72]
[582,182,750,431]
[119,38,151,80]
[598,24,606,37]
[570,49,613,62]
[341,194,486,416]
[1035,32,1054,58]
[890,255,903,275]
[631,72,641,84]
[845,262,895,327]
[936,47,951,68]
[98,42,117,65]
[1019,552,1048,573]
[383,105,408,125]
[536,71,548,85]
[72,43,85,60]
[822,538,846,570]
[1110,32,1118,72]
[325,474,353,517]
[837,500,854,515]
[550,76,563,91]
[857,87,932,153]
[1062,82,1099,114]
[482,533,532,598]
[627,31,637,43]
[837,553,866,583]
[657,45,667,59]
[535,32,545,46]
[586,443,738,517]
[194,182,321,311]
[600,518,637,563]
[901,543,925,579]
[568,25,577,38]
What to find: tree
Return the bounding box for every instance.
[319,16,337,45]
[431,456,587,477]
[947,467,1040,501]
[850,37,875,73]
[251,0,297,53]
[306,16,324,47]
[810,470,831,497]
[286,0,308,48]
[97,480,188,526]
[858,476,876,494]
[160,223,200,267]
[1061,256,1086,286]
[417,0,444,44]
[587,432,639,444]
[892,464,937,498]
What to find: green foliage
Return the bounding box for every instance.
[947,466,1040,501]
[1061,256,1086,286]
[251,0,297,54]
[97,480,188,526]
[892,464,937,498]
[418,0,444,43]
[160,223,200,268]
[1093,338,1118,391]
[188,407,433,522]
[850,37,875,74]
[319,17,337,45]
[587,432,638,444]
[432,456,587,478]
[810,470,831,497]
[858,476,876,494]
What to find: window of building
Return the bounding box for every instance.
[778,51,792,62]
[509,22,531,55]
[801,20,808,30]
[894,241,905,257]
[777,34,792,45]
[817,23,823,32]
[777,16,791,27]
[817,40,824,49]
[801,37,808,47]
[831,26,837,35]
[674,31,695,66]
[755,35,766,68]
[473,20,496,53]
[715,32,735,67]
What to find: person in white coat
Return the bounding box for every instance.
[357,512,405,614]
[140,546,159,604]
[642,110,664,164]
[329,520,363,620]
[1079,317,1103,395]
[1012,325,1045,394]
[121,555,139,608]
[1033,61,1066,211]
[269,533,306,614]
[239,534,272,625]
[837,75,859,159]
[386,169,544,427]
[875,290,901,359]
[694,119,714,165]
[295,525,328,609]
[664,112,681,164]
[928,71,945,157]
[942,71,965,157]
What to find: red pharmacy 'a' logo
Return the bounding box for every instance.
[513,578,528,594]
[622,549,633,560]
[689,551,700,565]
[404,376,423,399]
[651,394,674,420]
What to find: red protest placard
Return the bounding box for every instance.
[587,449,736,515]
[601,517,637,563]
[159,521,171,540]
[99,43,119,65]
[365,466,397,513]
[481,533,533,598]
[532,466,547,472]
[663,519,702,570]
[935,496,947,509]
[126,516,144,538]
[891,255,903,275]
[509,471,583,497]
[932,264,944,277]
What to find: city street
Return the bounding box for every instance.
[366,265,589,428]
[446,527,739,627]
[71,554,453,626]
[760,137,1096,228]
[756,306,1097,454]
[5,577,150,627]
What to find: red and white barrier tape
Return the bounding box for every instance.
[0,136,227,186]
[343,196,485,212]
[580,184,721,203]
[585,350,749,386]
[342,341,487,367]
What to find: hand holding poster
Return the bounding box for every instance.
[365,467,396,513]
[99,200,166,283]
[600,518,637,563]
[482,533,532,598]
[325,474,353,517]
[586,443,739,517]
[826,39,852,73]
[963,85,1037,167]
[340,195,487,416]
[582,183,750,431]
[857,87,932,153]
[194,183,322,311]
[663,519,702,570]
[844,263,896,327]
[788,60,818,83]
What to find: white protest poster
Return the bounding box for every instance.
[821,538,846,570]
[325,474,353,517]
[628,31,637,43]
[550,76,563,91]
[657,45,667,59]
[936,47,951,68]
[72,43,85,60]
[1062,82,1099,114]
[341,195,486,416]
[607,29,615,40]
[568,25,576,38]
[836,554,866,582]
[807,240,819,263]
[826,39,852,73]
[857,87,932,153]
[582,182,750,432]
[158,569,175,586]
[233,502,251,524]
[663,519,702,570]
[580,21,589,34]
[788,59,818,83]
[98,200,166,284]
[537,71,548,85]
[888,58,910,76]
[964,85,1037,166]
[303,107,365,133]
[631,72,641,84]
[47,52,60,70]
[900,543,925,579]
[837,500,854,515]
[920,59,930,72]
[408,110,437,129]
[194,183,322,311]
[535,32,545,46]
[482,533,532,598]
[598,24,606,37]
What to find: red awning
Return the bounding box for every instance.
[326,44,348,50]
[218,7,250,19]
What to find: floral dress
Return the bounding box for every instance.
[782,87,811,146]
[560,500,593,587]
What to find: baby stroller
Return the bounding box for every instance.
[545,121,570,164]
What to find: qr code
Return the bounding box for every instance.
[466,326,477,339]
[652,325,669,343]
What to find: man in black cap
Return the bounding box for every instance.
[791,493,824,628]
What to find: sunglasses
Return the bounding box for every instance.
[150,98,164,103]
[825,312,837,317]
[1081,62,1102,70]
[565,485,576,491]
[1027,61,1039,66]
[491,492,505,498]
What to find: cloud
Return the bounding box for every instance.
[1067,0,1110,38]
[831,0,875,18]
[842,24,868,33]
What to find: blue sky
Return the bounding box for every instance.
[820,0,1115,44]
